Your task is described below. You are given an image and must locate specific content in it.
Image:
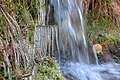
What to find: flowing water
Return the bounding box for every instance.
[51,0,120,80]
[51,0,91,64]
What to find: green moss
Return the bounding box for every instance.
[86,12,119,45]
[27,27,35,44]
[34,57,65,80]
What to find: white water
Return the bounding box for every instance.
[50,0,120,80]
[62,62,120,80]
[51,0,91,64]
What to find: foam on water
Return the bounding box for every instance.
[61,62,120,80]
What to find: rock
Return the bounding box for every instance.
[92,44,102,54]
[108,44,120,56]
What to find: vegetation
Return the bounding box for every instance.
[34,57,65,80]
[84,0,120,45]
[0,0,65,79]
[84,0,120,63]
[0,0,120,79]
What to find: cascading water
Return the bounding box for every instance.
[50,0,98,64]
[51,0,120,80]
[51,0,92,64]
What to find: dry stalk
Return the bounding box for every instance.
[0,4,27,74]
[0,38,12,80]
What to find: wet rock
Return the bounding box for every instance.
[108,43,120,57]
[103,53,114,62]
[88,46,98,64]
[64,73,78,80]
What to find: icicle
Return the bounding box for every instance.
[51,26,55,57]
[48,26,52,57]
[55,26,60,64]
[3,62,7,77]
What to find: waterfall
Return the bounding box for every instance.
[50,0,120,80]
[51,0,93,64]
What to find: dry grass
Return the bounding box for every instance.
[0,4,28,79]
